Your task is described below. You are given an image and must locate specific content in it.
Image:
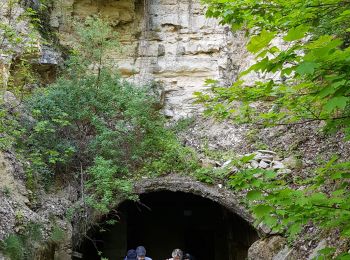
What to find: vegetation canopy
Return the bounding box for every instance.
[2,17,198,215]
[199,0,350,134]
[197,0,350,258]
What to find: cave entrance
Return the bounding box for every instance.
[77,191,258,260]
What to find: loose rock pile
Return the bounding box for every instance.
[246,150,292,174]
[217,150,294,176]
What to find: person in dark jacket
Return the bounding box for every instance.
[126,249,138,260]
[136,246,152,260]
[183,253,195,260]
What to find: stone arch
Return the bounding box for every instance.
[132,175,257,230]
[76,175,266,260]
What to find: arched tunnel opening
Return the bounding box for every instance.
[76,191,259,260]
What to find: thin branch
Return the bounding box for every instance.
[306,1,350,8]
[312,203,350,212]
[255,116,350,127]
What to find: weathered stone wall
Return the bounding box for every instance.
[2,1,348,259]
[50,0,249,119]
[0,151,74,259]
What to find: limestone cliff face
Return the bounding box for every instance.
[50,0,249,119]
[0,151,73,260]
[2,1,348,259]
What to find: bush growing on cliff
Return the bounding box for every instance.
[16,17,197,212]
[0,222,42,260]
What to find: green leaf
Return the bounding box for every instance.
[324,96,348,113]
[204,79,219,85]
[310,192,327,203]
[332,189,345,196]
[241,153,256,163]
[289,222,302,237]
[318,86,336,98]
[341,225,350,237]
[263,215,278,227]
[331,172,343,179]
[296,196,310,206]
[283,25,309,41]
[264,170,277,179]
[296,61,319,75]
[317,247,336,256]
[247,190,263,200]
[252,205,273,218]
[247,30,276,54]
[342,172,350,178]
[336,253,350,260]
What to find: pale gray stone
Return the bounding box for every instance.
[38,45,61,65]
[255,153,274,161]
[259,160,270,169]
[272,161,285,170]
[272,246,293,260]
[277,169,292,174]
[248,236,287,260]
[282,156,301,169]
[221,160,232,168]
[307,240,327,260]
[257,150,277,155]
[250,160,259,169]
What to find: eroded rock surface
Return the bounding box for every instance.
[248,236,287,260]
[50,0,249,119]
[0,151,74,259]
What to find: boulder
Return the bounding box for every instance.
[248,236,287,260]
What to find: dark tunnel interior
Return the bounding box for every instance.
[76,191,259,260]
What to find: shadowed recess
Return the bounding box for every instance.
[76,191,259,260]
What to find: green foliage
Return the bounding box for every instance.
[9,17,198,213]
[0,0,38,52]
[201,0,350,135]
[2,186,12,197]
[66,16,119,77]
[1,234,24,260]
[140,131,199,177]
[50,225,65,244]
[226,157,350,256]
[314,247,337,260]
[0,0,42,151]
[0,106,21,150]
[170,117,195,134]
[199,0,350,256]
[194,167,215,184]
[0,222,43,260]
[85,157,134,214]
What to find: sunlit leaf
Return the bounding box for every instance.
[247,30,276,54]
[247,190,263,200]
[283,25,309,41]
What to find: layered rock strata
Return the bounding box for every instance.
[50,0,249,119]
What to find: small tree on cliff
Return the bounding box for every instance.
[19,17,197,212]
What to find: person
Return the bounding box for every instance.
[126,249,138,260]
[136,246,152,260]
[183,253,195,260]
[166,248,183,260]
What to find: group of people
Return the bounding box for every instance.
[125,246,194,260]
[125,246,151,260]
